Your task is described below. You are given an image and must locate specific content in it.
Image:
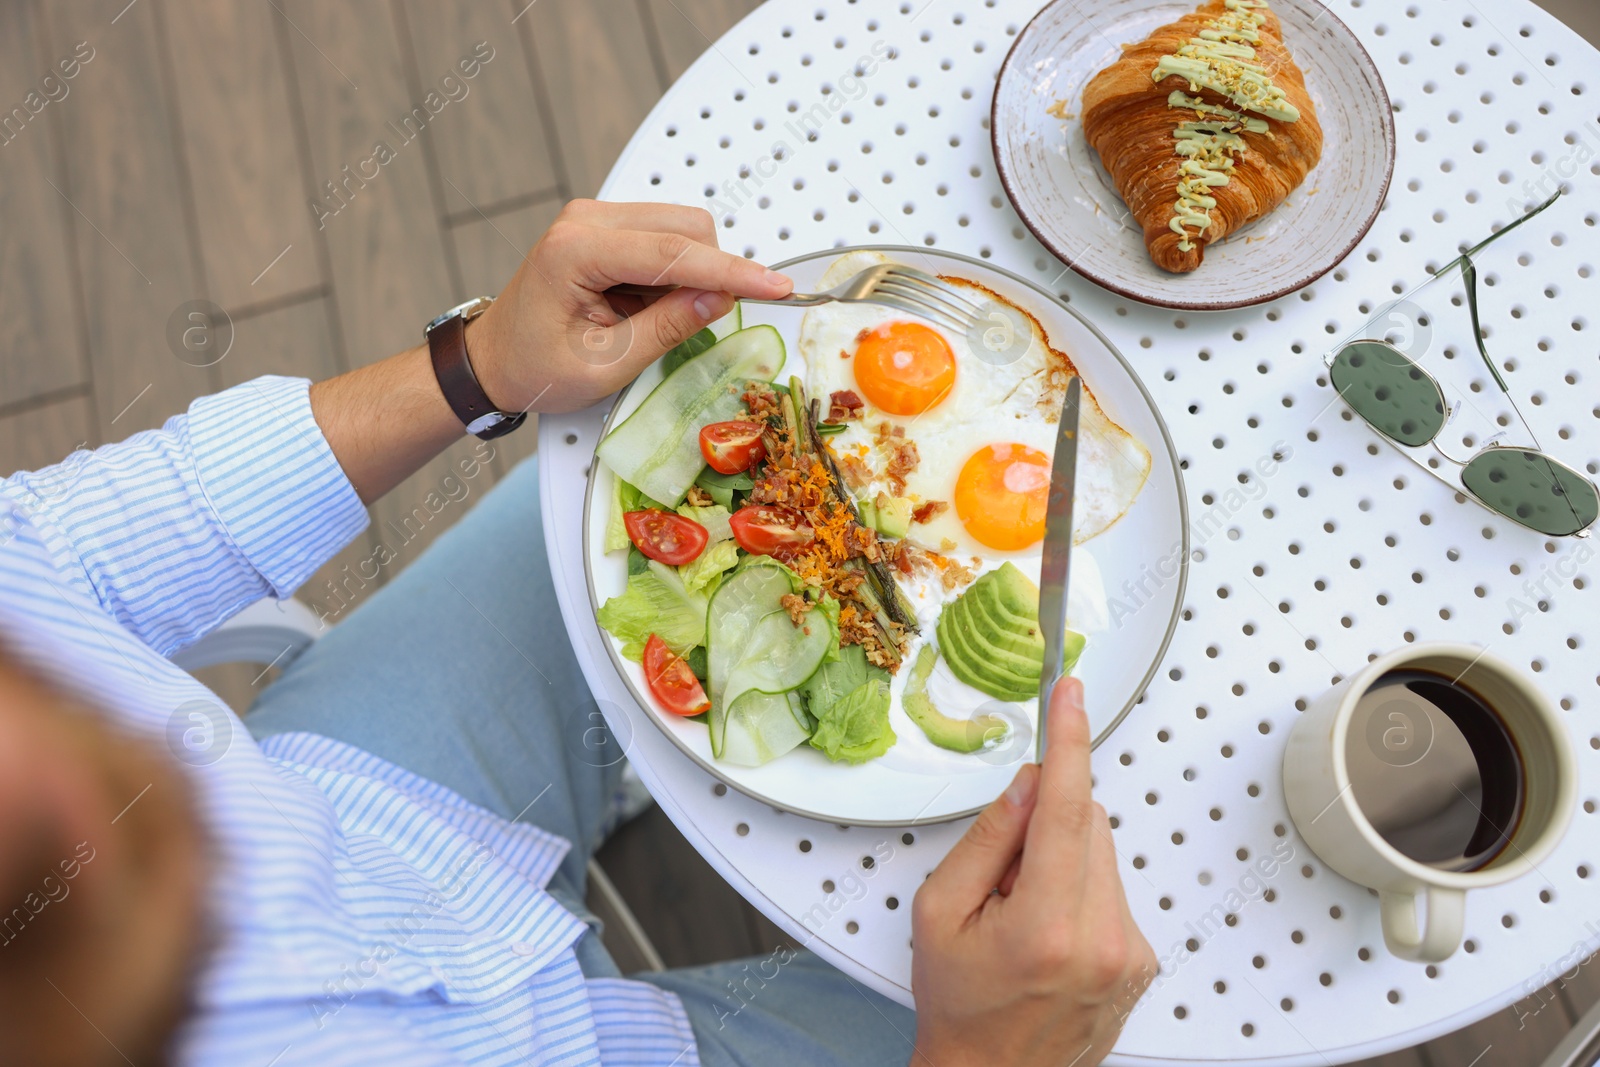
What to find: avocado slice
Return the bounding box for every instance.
[856,497,878,532]
[962,579,1046,661]
[1059,629,1088,676]
[962,586,1087,674]
[876,493,913,539]
[985,562,1046,622]
[902,645,1010,753]
[859,492,912,539]
[937,564,1088,703]
[937,605,1034,702]
[947,595,1048,689]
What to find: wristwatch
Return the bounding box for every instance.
[426,296,527,440]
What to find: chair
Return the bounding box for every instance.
[174,598,665,974]
[1542,996,1600,1067]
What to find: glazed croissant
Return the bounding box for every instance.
[1079,0,1323,273]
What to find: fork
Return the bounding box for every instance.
[608,263,984,334]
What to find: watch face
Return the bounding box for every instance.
[426,296,494,336]
[465,411,507,437]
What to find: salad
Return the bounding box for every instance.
[595,315,1089,769]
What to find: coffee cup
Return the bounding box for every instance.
[1283,642,1576,962]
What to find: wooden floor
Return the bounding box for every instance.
[2,0,1597,1062]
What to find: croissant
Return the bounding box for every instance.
[1079,0,1323,273]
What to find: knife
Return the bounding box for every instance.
[1036,376,1081,763]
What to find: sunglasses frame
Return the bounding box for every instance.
[1323,191,1598,538]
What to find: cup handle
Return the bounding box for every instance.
[1380,887,1465,962]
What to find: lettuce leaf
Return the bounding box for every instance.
[596,560,708,661]
[808,678,896,764]
[604,477,669,554]
[680,537,739,595]
[676,503,732,543]
[605,476,632,553]
[800,641,882,715]
[814,595,841,662]
[604,479,668,556]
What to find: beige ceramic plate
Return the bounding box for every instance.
[992,0,1394,311]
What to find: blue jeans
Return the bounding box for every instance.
[246,456,918,1067]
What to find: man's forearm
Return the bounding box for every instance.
[308,344,465,505]
[306,200,797,505]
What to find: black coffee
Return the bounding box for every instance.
[1343,668,1524,872]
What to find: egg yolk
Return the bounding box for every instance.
[953,444,1052,551]
[851,321,957,416]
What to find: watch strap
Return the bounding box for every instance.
[427,310,526,440]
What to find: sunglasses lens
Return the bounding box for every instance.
[1330,341,1446,447]
[1462,448,1600,537]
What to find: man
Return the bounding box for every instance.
[0,200,1155,1066]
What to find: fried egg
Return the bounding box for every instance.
[800,250,1152,565]
[796,253,1153,763]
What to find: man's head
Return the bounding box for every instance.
[0,645,210,1066]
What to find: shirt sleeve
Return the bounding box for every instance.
[0,376,368,656]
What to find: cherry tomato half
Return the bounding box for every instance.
[729,505,814,558]
[698,421,768,474]
[624,509,708,566]
[643,634,710,716]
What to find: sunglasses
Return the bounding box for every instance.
[1325,191,1599,538]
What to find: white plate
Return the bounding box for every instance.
[991,0,1395,311]
[582,247,1189,825]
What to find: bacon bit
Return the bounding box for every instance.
[855,326,876,344]
[838,602,881,655]
[840,349,852,360]
[912,500,949,525]
[742,386,783,426]
[828,389,865,422]
[885,438,920,496]
[940,559,976,592]
[902,547,972,598]
[895,543,976,594]
[779,593,813,627]
[684,486,714,507]
[846,523,881,563]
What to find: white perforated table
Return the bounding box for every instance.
[539,1,1600,1062]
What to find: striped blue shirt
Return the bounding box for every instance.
[0,376,699,1067]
